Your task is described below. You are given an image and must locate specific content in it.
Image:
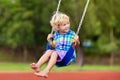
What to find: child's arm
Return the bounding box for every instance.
[73,35,80,46]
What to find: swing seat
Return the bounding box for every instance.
[46,43,76,67]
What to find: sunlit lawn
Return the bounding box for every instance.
[0,62,120,72]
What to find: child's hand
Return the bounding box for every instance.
[47,34,53,42]
[74,35,79,41]
[73,35,80,46]
[47,34,56,48]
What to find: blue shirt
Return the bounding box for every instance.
[53,29,75,51]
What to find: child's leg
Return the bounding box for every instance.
[35,51,58,77]
[30,50,53,72]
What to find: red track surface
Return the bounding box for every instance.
[0,71,120,80]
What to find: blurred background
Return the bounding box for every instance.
[0,0,120,69]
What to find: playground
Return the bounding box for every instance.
[0,0,120,80]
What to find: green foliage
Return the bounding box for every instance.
[83,0,120,54]
[0,0,120,55]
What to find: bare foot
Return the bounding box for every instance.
[34,70,49,78]
[30,63,39,73]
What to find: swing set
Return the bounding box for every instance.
[46,0,90,67]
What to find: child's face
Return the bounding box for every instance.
[58,19,70,34]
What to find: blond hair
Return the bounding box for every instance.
[50,12,69,30]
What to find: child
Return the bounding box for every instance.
[30,12,80,78]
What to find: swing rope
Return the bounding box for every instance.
[51,0,62,34]
[76,0,90,35]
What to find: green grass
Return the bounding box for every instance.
[53,64,120,71]
[0,62,31,71]
[0,62,120,72]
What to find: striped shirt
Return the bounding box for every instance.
[53,29,75,51]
